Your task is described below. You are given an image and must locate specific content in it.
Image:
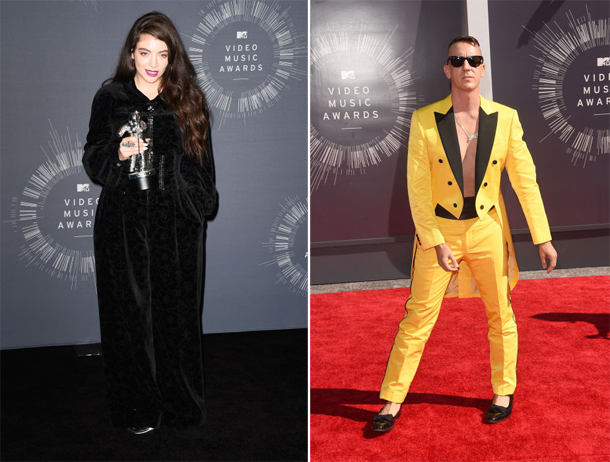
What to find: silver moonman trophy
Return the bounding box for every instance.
[118,111,157,191]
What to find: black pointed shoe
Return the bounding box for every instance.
[484,394,513,424]
[370,407,401,432]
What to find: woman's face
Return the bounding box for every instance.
[131,34,169,90]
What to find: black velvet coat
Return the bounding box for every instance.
[83,80,217,428]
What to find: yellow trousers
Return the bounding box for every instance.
[380,208,518,403]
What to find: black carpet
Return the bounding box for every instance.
[1,329,307,461]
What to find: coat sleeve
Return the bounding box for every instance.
[180,123,218,217]
[407,109,445,250]
[82,87,123,186]
[504,109,552,245]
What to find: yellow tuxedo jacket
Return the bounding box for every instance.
[407,94,552,297]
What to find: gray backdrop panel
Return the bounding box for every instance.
[310,0,466,244]
[309,0,467,282]
[1,0,308,349]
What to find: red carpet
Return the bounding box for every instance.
[311,276,610,462]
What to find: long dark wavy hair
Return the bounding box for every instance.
[107,12,210,163]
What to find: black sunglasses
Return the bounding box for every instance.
[447,56,484,68]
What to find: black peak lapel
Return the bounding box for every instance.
[435,108,463,195]
[475,107,498,194]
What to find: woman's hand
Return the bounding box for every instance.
[118,136,148,161]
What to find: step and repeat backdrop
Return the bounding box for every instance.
[310,0,466,244]
[310,0,609,283]
[489,0,609,230]
[1,0,308,349]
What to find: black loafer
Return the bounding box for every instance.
[484,395,513,424]
[370,408,401,432]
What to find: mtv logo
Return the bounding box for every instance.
[597,57,610,66]
[77,184,90,192]
[236,31,248,39]
[341,70,355,80]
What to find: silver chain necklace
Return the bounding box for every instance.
[455,114,478,141]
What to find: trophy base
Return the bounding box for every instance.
[128,171,157,191]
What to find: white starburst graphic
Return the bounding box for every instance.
[71,0,97,9]
[310,21,422,190]
[188,0,306,124]
[261,196,308,297]
[528,6,610,167]
[8,122,97,289]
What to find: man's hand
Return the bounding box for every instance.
[435,243,459,272]
[539,241,557,273]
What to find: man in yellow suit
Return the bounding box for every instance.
[371,36,557,432]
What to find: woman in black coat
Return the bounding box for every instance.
[83,12,216,434]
